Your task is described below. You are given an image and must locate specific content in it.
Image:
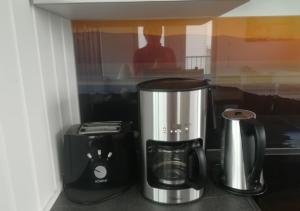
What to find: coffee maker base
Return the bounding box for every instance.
[143,187,204,204]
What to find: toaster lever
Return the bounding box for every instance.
[86,153,93,160]
[107,152,112,160]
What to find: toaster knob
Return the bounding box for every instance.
[94,165,107,179]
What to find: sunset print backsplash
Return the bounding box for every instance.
[72,16,300,100]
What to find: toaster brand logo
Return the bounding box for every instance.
[94,165,108,183]
[95,179,108,183]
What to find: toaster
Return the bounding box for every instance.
[63,121,136,204]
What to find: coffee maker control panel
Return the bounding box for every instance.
[162,123,190,135]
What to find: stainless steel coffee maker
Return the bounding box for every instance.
[138,78,214,204]
[220,109,266,195]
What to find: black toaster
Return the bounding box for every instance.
[63,121,136,204]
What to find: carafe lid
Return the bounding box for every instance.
[137,78,209,92]
[222,109,256,120]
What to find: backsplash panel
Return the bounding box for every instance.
[72,16,300,151]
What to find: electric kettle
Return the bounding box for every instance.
[220,108,266,195]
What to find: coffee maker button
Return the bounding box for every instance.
[94,166,107,179]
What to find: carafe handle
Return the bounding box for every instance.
[244,119,266,184]
[186,147,207,190]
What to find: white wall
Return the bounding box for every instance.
[223,0,300,17]
[0,0,80,210]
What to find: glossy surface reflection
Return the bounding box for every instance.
[72,16,300,151]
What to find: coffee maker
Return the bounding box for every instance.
[138,78,214,204]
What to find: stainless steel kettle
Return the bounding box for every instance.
[220,108,266,195]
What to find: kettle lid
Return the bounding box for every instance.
[222,109,256,120]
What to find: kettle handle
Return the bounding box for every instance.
[243,119,266,184]
[186,147,207,190]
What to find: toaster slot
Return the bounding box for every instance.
[79,122,122,135]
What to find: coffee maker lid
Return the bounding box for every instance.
[222,109,256,120]
[137,78,209,92]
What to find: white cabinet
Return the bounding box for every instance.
[32,0,249,20]
[222,0,300,17]
[0,0,80,210]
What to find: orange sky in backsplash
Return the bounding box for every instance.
[72,16,300,67]
[72,16,300,39]
[73,16,300,71]
[72,19,209,35]
[72,16,300,92]
[211,16,300,75]
[213,16,300,40]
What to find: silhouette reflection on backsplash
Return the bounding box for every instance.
[73,19,210,81]
[133,24,177,76]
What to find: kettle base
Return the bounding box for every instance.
[211,164,267,196]
[220,183,267,196]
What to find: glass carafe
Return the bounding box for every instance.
[147,140,206,190]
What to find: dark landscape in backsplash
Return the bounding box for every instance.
[78,86,300,149]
